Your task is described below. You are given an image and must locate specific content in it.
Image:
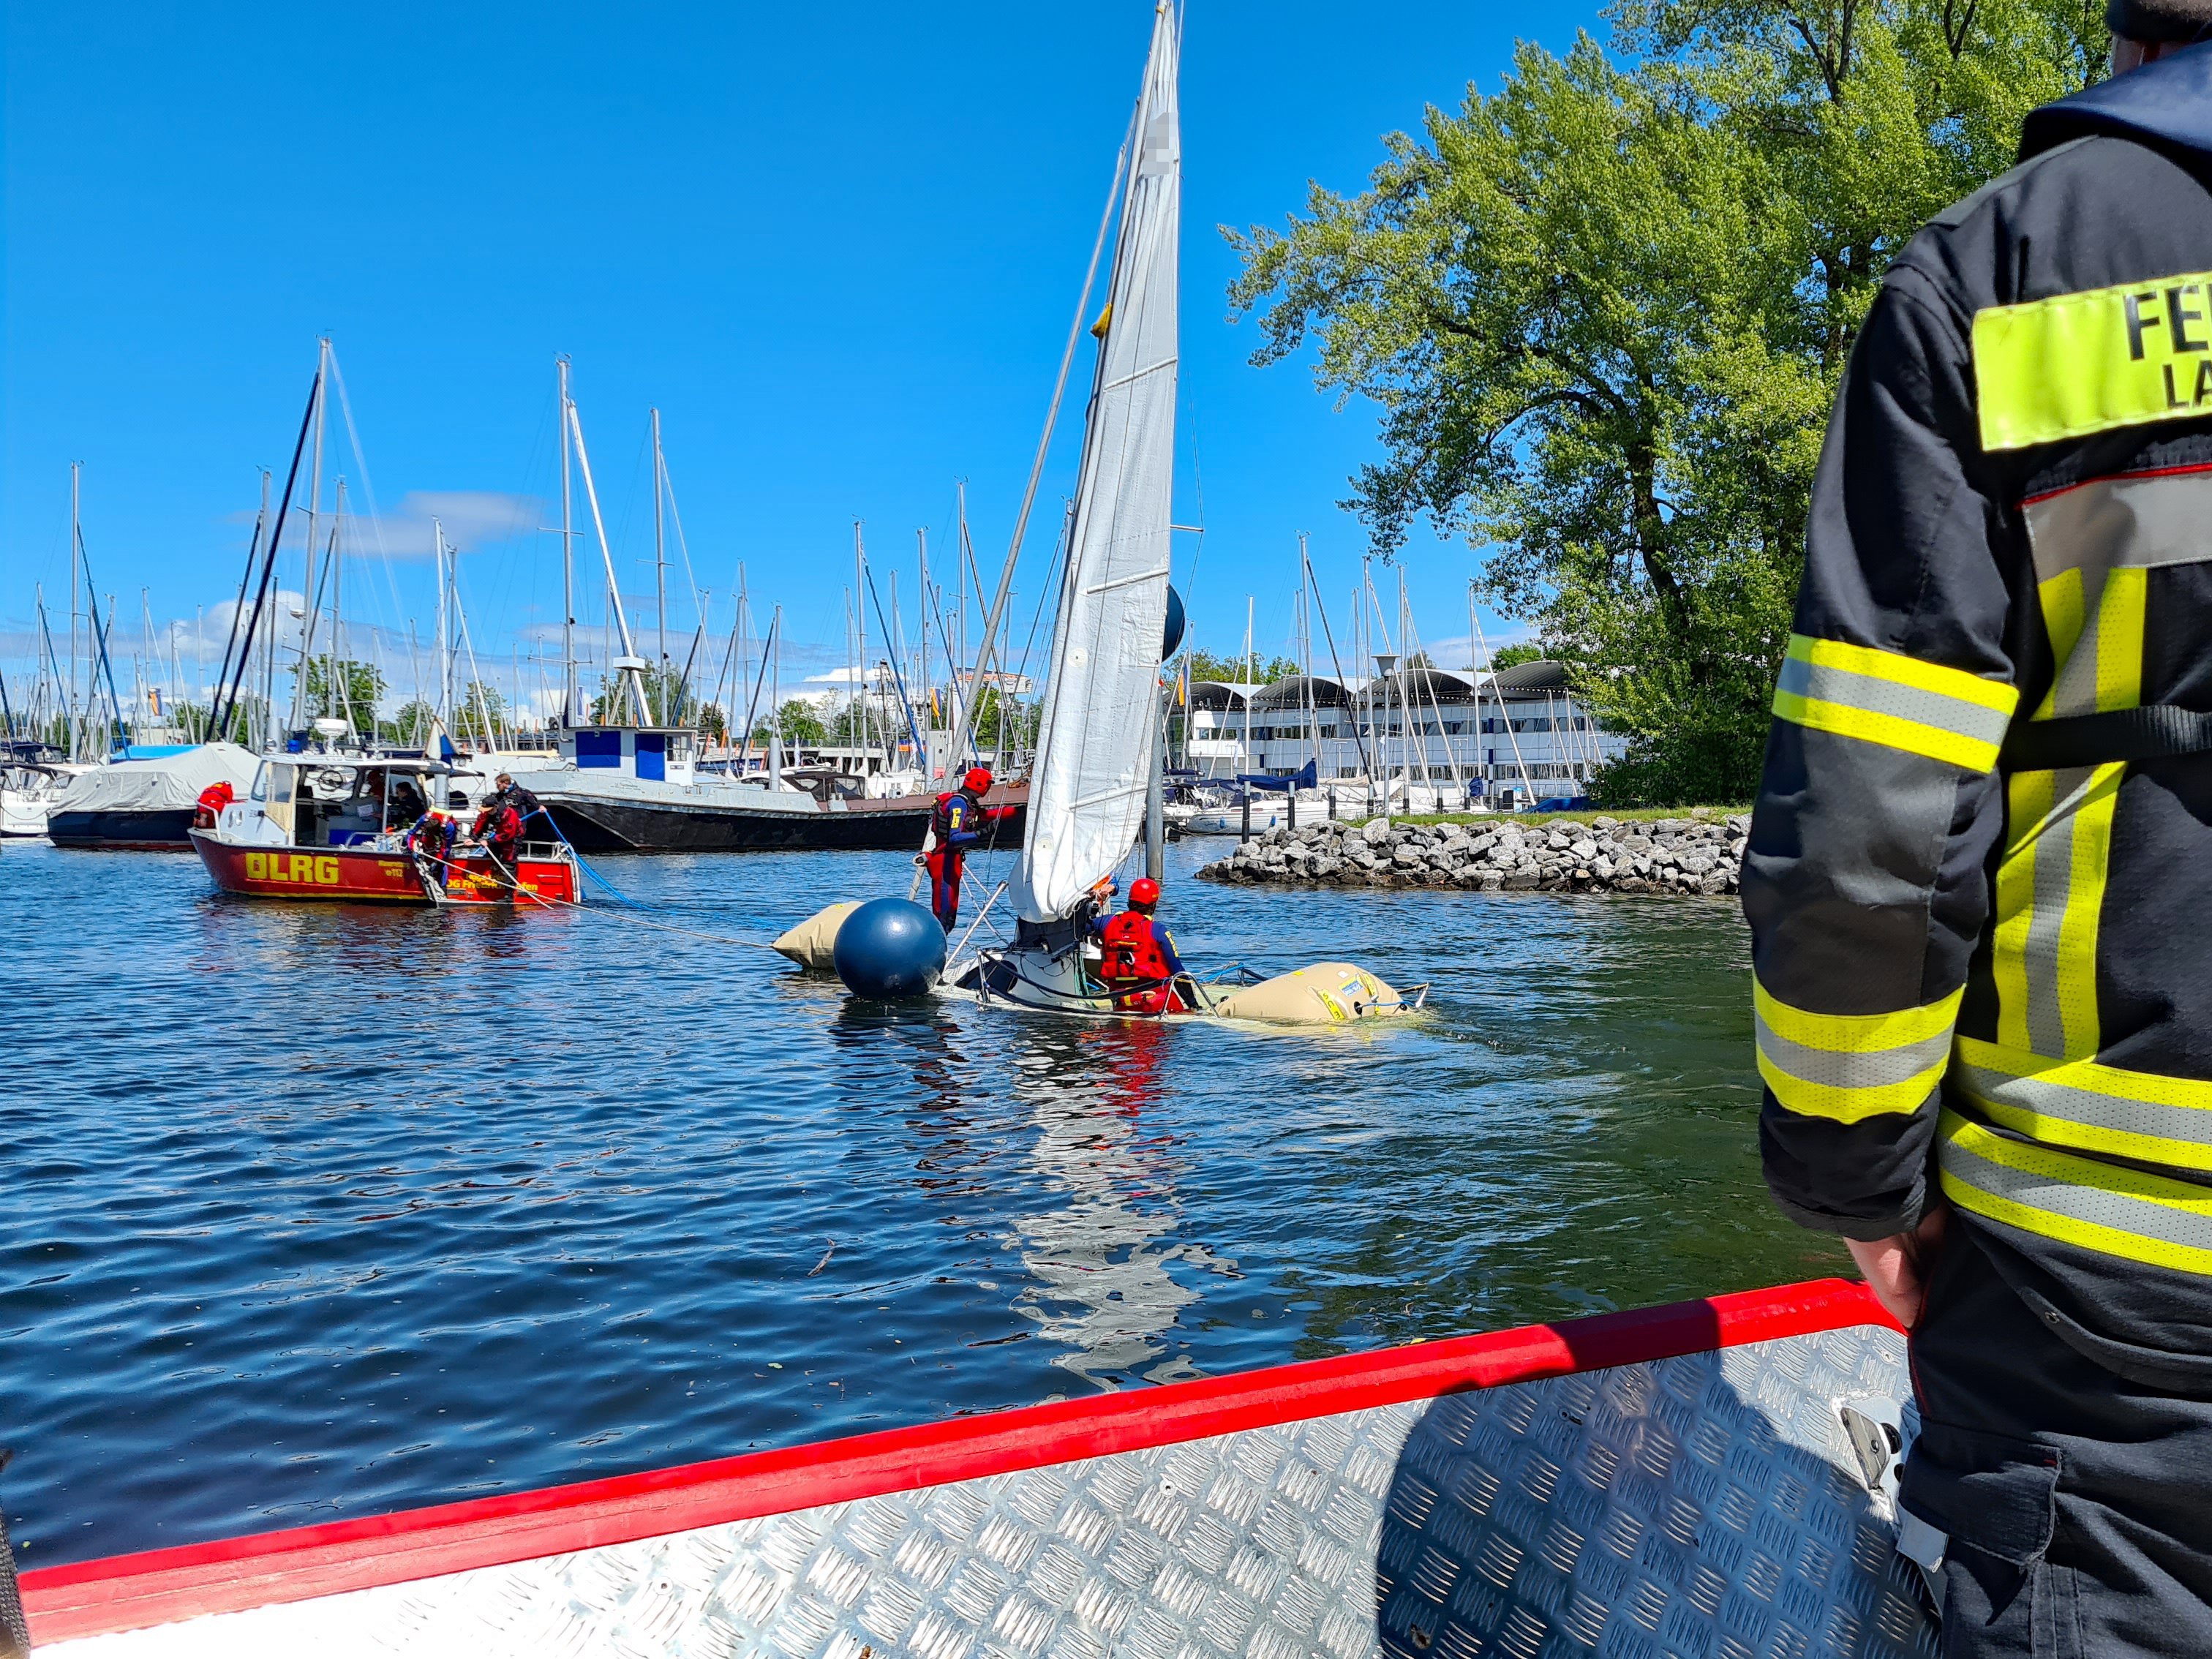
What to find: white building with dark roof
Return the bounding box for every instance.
[1177,660,1625,805]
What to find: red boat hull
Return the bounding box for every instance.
[189,830,579,906]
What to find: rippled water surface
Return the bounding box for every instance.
[1,832,1842,1566]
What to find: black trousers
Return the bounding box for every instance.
[1900,1226,2212,1656]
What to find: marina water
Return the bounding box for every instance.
[1,836,1843,1567]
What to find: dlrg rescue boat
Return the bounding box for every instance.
[14,1280,1932,1657]
[189,754,579,908]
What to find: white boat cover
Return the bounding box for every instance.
[49,744,258,816]
[1011,4,1180,924]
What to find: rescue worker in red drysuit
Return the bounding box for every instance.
[405,800,462,894]
[923,766,1015,932]
[192,781,234,830]
[472,796,524,884]
[1096,876,1189,1015]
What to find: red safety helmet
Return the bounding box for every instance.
[963,766,993,794]
[1129,876,1161,909]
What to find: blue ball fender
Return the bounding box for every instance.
[832,897,948,998]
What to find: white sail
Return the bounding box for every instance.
[1010,3,1181,924]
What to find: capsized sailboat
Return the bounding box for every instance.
[790,4,1415,1023]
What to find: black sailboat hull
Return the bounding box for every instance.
[47,808,198,850]
[541,797,1028,854]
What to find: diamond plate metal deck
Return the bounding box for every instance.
[50,1325,1930,1658]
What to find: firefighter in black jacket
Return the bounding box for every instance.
[1746,14,2212,1651]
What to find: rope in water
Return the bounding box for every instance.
[410,843,783,952]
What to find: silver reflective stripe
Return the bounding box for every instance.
[2020,767,2102,1057]
[1957,1058,2212,1162]
[1775,654,2014,750]
[1941,1128,2212,1254]
[2023,468,2212,588]
[1756,1020,1952,1091]
[2022,469,2212,718]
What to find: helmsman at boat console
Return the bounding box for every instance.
[1745,15,2212,1651]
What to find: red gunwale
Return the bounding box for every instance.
[21,1277,1893,1644]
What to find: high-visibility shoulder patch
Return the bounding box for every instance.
[1975,273,2212,451]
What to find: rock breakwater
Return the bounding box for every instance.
[1196,813,1748,896]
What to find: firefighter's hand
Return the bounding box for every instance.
[1845,1207,1948,1331]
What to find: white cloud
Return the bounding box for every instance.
[347,490,542,560]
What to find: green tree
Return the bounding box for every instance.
[1486,642,1546,671]
[1186,649,1300,685]
[588,665,701,727]
[385,700,435,746]
[753,698,827,747]
[1228,0,2096,802]
[288,655,386,726]
[968,684,1039,749]
[452,682,508,743]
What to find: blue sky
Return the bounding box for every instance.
[2,1,1600,717]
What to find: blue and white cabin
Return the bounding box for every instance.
[560,727,697,786]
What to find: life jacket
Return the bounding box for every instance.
[407,810,456,854]
[483,804,522,844]
[1099,909,1173,1012]
[194,781,235,828]
[930,790,978,850]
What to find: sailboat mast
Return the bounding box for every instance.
[68,463,81,761]
[1300,533,1319,783]
[955,481,969,758]
[434,519,450,728]
[917,526,930,782]
[1241,595,1254,772]
[652,406,666,722]
[558,357,576,727]
[770,606,783,783]
[332,479,349,731]
[294,337,329,730]
[565,396,649,724]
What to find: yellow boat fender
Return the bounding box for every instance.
[1211,961,1414,1025]
[772,901,862,971]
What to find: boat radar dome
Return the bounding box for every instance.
[833,898,948,999]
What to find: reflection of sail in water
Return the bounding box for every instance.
[1007,1024,1228,1389]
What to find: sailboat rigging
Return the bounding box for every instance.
[789,4,1420,1024]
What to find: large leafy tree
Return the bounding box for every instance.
[1228,0,2099,802]
[289,655,386,729]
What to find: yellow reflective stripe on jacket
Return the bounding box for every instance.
[1975,272,2212,451]
[1938,1110,2212,1275]
[1770,634,2017,772]
[1990,549,2143,1060]
[1753,978,1959,1122]
[1955,1037,2212,1173]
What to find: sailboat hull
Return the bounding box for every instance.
[543,787,1028,854]
[45,808,198,850]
